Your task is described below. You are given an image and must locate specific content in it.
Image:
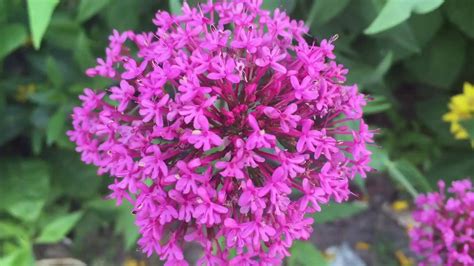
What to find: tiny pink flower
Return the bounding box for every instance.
[255,46,287,73]
[207,56,241,84]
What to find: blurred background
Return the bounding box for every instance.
[0,0,473,265]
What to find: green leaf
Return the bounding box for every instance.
[0,0,7,24]
[364,95,392,115]
[409,9,443,48]
[31,130,43,155]
[415,94,455,145]
[262,0,280,10]
[369,146,390,172]
[35,211,83,244]
[0,24,28,61]
[77,0,111,22]
[27,0,60,49]
[0,222,28,240]
[45,14,82,50]
[460,119,474,139]
[86,198,117,213]
[0,160,50,221]
[307,0,351,26]
[0,247,34,266]
[46,57,63,88]
[384,159,418,197]
[0,105,29,146]
[364,0,444,34]
[8,201,46,222]
[405,29,466,89]
[46,106,67,146]
[105,0,139,31]
[115,202,139,250]
[364,51,393,85]
[169,0,182,15]
[262,0,297,13]
[445,0,474,39]
[427,150,474,185]
[73,32,95,70]
[288,241,328,266]
[394,160,432,192]
[315,201,368,224]
[49,151,101,199]
[378,23,420,54]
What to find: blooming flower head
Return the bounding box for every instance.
[409,179,474,266]
[443,82,474,140]
[68,1,373,264]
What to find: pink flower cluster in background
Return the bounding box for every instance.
[410,179,473,266]
[68,0,373,264]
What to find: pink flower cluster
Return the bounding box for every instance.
[410,179,474,266]
[68,1,373,265]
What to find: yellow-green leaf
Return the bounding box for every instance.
[365,0,444,34]
[27,0,60,49]
[35,211,83,244]
[77,0,111,22]
[0,24,28,60]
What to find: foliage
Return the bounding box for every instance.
[0,0,473,264]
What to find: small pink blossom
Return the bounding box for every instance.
[255,46,287,73]
[110,80,135,112]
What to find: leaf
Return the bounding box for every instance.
[427,150,474,185]
[262,0,297,13]
[460,119,474,139]
[73,32,95,70]
[86,198,117,213]
[45,14,82,50]
[368,146,388,172]
[105,0,139,31]
[27,0,60,49]
[0,0,7,24]
[405,29,466,89]
[35,211,83,244]
[0,247,34,266]
[46,57,63,88]
[46,106,67,146]
[8,201,46,222]
[0,105,29,146]
[0,160,50,221]
[364,96,392,115]
[115,202,139,250]
[262,0,280,10]
[169,0,182,15]
[409,9,443,48]
[415,94,456,145]
[49,151,101,199]
[384,159,418,197]
[31,130,43,155]
[315,201,368,224]
[306,0,351,26]
[288,241,328,266]
[364,52,393,86]
[445,0,474,39]
[77,0,111,22]
[0,222,28,240]
[377,23,420,54]
[364,0,444,34]
[394,160,432,192]
[0,24,28,61]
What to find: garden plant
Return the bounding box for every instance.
[0,0,473,265]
